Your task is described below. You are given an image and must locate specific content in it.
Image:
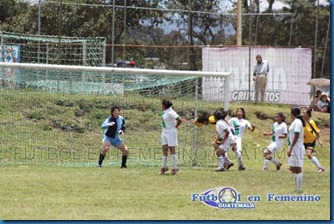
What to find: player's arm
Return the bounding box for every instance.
[263,130,273,136]
[315,132,323,146]
[249,123,256,132]
[278,133,287,139]
[175,116,182,128]
[287,132,299,157]
[101,117,112,129]
[118,118,126,135]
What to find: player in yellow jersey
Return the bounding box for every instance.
[302,108,324,172]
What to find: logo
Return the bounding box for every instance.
[192,186,256,209]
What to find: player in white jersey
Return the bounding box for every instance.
[160,99,182,175]
[262,113,287,170]
[287,107,305,193]
[229,107,256,170]
[214,110,235,172]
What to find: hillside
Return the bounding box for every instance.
[0,90,330,167]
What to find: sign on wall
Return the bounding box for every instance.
[0,45,20,89]
[202,47,312,105]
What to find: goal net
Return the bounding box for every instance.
[0,31,106,66]
[0,62,230,167]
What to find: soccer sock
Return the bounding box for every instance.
[121,155,127,167]
[162,156,168,168]
[172,154,178,169]
[218,156,224,168]
[293,173,297,189]
[234,150,243,167]
[223,154,232,164]
[264,159,269,168]
[270,158,279,165]
[310,156,322,169]
[98,153,105,166]
[296,173,303,191]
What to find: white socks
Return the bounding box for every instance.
[311,156,322,169]
[163,155,178,169]
[296,173,303,191]
[162,156,167,168]
[218,156,224,168]
[270,158,279,165]
[235,150,243,167]
[171,154,178,169]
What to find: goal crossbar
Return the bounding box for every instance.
[0,62,230,78]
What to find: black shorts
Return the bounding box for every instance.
[304,141,316,150]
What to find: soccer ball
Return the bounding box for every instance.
[218,187,237,203]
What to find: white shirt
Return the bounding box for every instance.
[216,119,235,142]
[288,119,304,147]
[271,122,288,149]
[161,107,179,129]
[229,117,251,138]
[253,60,269,75]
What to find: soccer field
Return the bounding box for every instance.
[0,161,330,220]
[0,92,331,220]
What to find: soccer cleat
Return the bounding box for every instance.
[171,168,179,175]
[276,162,282,171]
[121,165,127,168]
[96,165,102,168]
[215,167,225,172]
[238,166,246,171]
[226,163,234,170]
[317,168,325,172]
[160,167,168,175]
[261,167,268,170]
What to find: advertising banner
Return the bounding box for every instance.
[202,47,312,105]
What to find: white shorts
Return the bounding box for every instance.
[235,137,243,152]
[265,142,279,153]
[218,138,236,153]
[288,145,305,167]
[161,128,178,147]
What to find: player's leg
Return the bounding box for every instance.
[290,166,303,193]
[98,139,111,167]
[234,139,245,170]
[306,146,324,172]
[169,146,179,175]
[215,148,225,171]
[117,142,129,168]
[267,146,282,170]
[160,144,169,174]
[288,147,304,193]
[262,149,270,170]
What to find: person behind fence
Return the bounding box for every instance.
[213,109,235,172]
[253,54,269,102]
[261,112,287,171]
[310,89,322,111]
[97,106,128,168]
[228,107,256,171]
[302,108,325,172]
[160,99,182,175]
[194,109,233,170]
[317,93,330,113]
[287,107,305,194]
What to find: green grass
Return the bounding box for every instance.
[0,90,331,220]
[0,165,330,220]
